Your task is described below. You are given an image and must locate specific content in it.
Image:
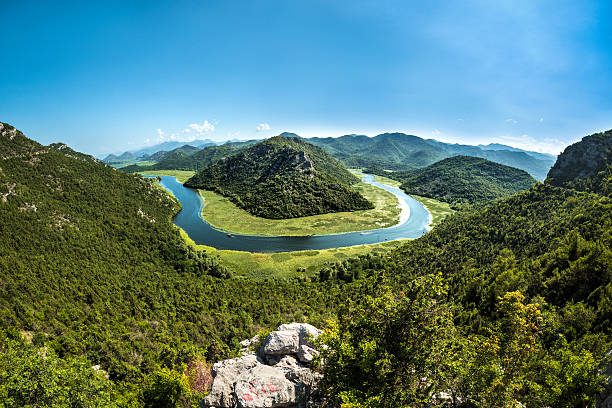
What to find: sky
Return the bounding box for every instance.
[1,0,611,155]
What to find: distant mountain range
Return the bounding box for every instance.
[102,139,217,164]
[306,133,556,180]
[111,132,557,180]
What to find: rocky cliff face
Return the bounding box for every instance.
[546,129,612,195]
[202,323,322,408]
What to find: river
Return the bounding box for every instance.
[150,174,430,252]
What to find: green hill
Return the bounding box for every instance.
[546,129,612,195]
[185,135,374,219]
[307,132,556,180]
[395,155,537,208]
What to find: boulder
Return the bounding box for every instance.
[262,330,300,356]
[204,355,263,408]
[234,364,305,408]
[202,323,323,408]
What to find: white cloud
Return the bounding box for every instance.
[491,134,565,154]
[432,128,441,135]
[184,128,191,133]
[505,118,518,124]
[539,117,544,122]
[256,122,271,132]
[188,121,215,134]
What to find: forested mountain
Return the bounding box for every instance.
[369,156,537,208]
[546,129,612,196]
[121,141,257,173]
[307,132,556,180]
[314,131,612,407]
[185,135,374,219]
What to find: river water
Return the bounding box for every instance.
[151,174,430,252]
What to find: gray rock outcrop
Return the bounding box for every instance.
[202,323,323,408]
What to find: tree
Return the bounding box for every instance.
[317,274,457,407]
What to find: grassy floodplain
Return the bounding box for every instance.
[142,170,402,236]
[179,229,403,279]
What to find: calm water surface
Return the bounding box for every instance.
[150,174,430,252]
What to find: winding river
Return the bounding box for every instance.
[151,174,431,252]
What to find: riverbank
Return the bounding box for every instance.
[179,229,403,279]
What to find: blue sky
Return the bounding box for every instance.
[1,0,611,155]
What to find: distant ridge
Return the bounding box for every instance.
[307,133,556,180]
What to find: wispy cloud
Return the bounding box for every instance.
[505,118,518,124]
[256,122,271,132]
[539,117,544,122]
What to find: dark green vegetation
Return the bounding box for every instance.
[308,132,556,180]
[547,128,612,196]
[315,130,612,407]
[121,141,256,173]
[0,123,350,406]
[184,135,374,219]
[367,155,537,208]
[1,121,609,407]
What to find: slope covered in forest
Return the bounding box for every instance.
[394,155,537,208]
[314,131,612,406]
[0,123,349,405]
[185,135,374,219]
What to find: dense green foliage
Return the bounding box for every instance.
[308,132,556,180]
[185,135,374,219]
[121,141,255,173]
[1,122,609,406]
[0,123,353,405]
[546,129,612,196]
[368,156,536,208]
[316,176,611,405]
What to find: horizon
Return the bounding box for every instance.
[98,130,560,159]
[2,1,611,155]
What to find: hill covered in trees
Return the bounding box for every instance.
[1,122,609,407]
[185,135,374,219]
[307,132,555,180]
[369,156,537,208]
